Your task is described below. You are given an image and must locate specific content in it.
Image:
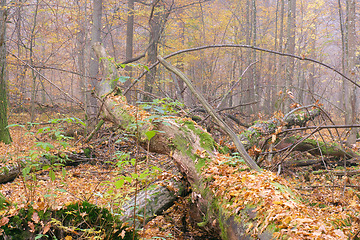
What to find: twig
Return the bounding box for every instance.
[281,124,360,133]
[8,50,84,109]
[216,60,259,109]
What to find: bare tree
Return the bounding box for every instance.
[284,0,296,112]
[87,0,102,127]
[343,0,357,146]
[0,0,11,144]
[124,0,135,102]
[143,1,171,101]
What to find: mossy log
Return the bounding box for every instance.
[280,136,360,159]
[93,43,278,239]
[239,108,321,150]
[100,93,276,239]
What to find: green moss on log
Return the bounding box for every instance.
[182,120,216,152]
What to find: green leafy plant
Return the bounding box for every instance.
[8,118,85,202]
[0,201,137,240]
[139,97,184,116]
[220,152,246,167]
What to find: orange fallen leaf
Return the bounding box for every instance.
[43,222,51,234]
[32,212,40,224]
[28,221,35,233]
[0,217,9,227]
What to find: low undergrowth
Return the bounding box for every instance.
[0,200,136,240]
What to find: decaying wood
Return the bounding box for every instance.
[121,178,188,226]
[285,157,359,170]
[93,43,279,240]
[239,106,321,150]
[0,153,87,184]
[278,136,360,159]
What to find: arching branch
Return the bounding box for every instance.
[124,44,360,95]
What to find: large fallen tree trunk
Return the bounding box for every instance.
[93,43,352,239]
[93,43,273,238]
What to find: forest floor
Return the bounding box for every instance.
[1,110,360,239]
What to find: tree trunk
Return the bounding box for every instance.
[344,0,357,146]
[75,0,87,104]
[143,2,170,101]
[29,0,39,123]
[0,0,10,144]
[284,0,296,112]
[87,0,102,128]
[124,0,134,102]
[275,0,285,111]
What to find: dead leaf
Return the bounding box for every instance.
[32,212,40,224]
[43,222,51,234]
[333,229,347,239]
[120,230,126,238]
[0,217,9,227]
[28,221,35,233]
[271,134,276,143]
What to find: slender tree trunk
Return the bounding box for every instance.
[144,3,161,101]
[284,0,296,112]
[306,26,316,105]
[29,0,39,123]
[15,0,27,107]
[275,0,285,109]
[344,0,357,146]
[76,0,87,104]
[244,0,252,111]
[0,0,10,144]
[143,2,170,101]
[87,0,102,127]
[124,0,134,102]
[251,0,258,113]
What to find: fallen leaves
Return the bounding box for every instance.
[202,153,356,239]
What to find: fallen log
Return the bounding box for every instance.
[0,153,87,184]
[93,43,272,238]
[239,106,321,150]
[92,43,352,239]
[278,136,360,159]
[121,177,188,226]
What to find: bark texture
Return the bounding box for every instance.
[0,0,10,144]
[93,44,279,239]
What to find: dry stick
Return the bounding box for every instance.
[197,61,259,126]
[272,125,323,171]
[8,50,84,109]
[158,55,261,172]
[281,124,360,133]
[124,44,360,96]
[133,90,140,240]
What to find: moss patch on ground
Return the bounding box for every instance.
[1,201,136,240]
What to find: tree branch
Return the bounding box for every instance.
[8,50,84,109]
[158,55,261,172]
[124,44,360,95]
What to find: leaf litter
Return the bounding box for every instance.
[1,113,360,239]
